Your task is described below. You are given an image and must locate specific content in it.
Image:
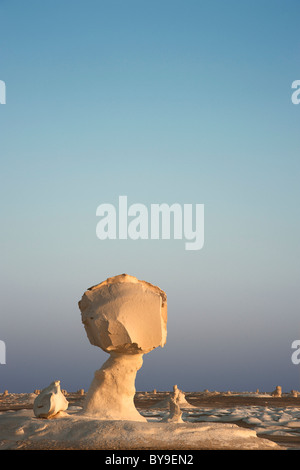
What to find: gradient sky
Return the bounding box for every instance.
[0,0,300,393]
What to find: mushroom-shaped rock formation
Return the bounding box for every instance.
[33,381,68,419]
[78,274,167,421]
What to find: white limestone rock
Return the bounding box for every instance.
[163,394,183,423]
[79,274,167,354]
[33,381,68,419]
[151,385,195,410]
[78,274,167,421]
[172,384,192,407]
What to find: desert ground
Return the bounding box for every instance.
[1,389,300,450]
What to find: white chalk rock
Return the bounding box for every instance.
[79,274,167,354]
[172,384,192,407]
[78,274,167,421]
[151,385,195,409]
[163,394,183,423]
[33,381,68,419]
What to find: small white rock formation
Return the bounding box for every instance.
[172,384,191,407]
[163,396,183,423]
[163,386,184,423]
[152,385,194,409]
[33,381,69,419]
[271,386,282,397]
[78,274,167,421]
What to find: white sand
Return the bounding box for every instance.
[2,391,300,449]
[0,406,280,450]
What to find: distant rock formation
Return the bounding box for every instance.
[33,381,68,419]
[271,386,282,397]
[78,274,167,421]
[152,385,195,409]
[172,384,192,407]
[163,391,183,423]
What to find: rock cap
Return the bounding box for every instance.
[79,274,167,354]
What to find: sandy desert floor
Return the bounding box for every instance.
[137,390,300,448]
[1,390,300,450]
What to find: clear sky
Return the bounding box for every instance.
[0,0,300,393]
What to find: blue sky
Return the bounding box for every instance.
[0,0,300,393]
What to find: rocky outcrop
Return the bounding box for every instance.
[271,386,282,397]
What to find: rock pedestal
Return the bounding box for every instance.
[84,352,144,421]
[78,274,167,421]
